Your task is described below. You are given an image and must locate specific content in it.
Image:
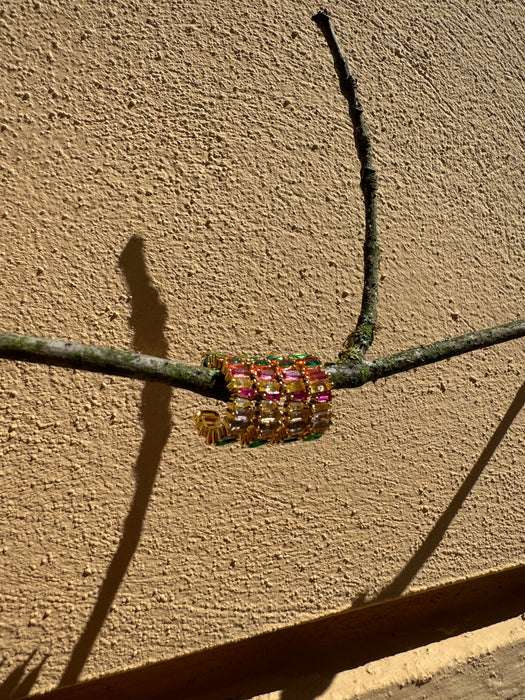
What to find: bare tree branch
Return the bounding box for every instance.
[313,9,379,360]
[0,331,228,401]
[1,320,523,399]
[0,15,522,411]
[326,319,525,390]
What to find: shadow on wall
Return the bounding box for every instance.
[58,236,173,686]
[27,382,525,700]
[374,378,525,602]
[277,378,525,700]
[0,652,48,700]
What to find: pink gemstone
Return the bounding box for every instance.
[305,369,328,381]
[291,390,308,402]
[229,366,251,377]
[314,391,332,403]
[282,369,302,381]
[264,390,281,401]
[238,387,256,399]
[257,369,277,380]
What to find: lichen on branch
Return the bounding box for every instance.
[313,9,380,360]
[1,320,523,399]
[326,320,525,389]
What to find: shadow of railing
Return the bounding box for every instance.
[29,564,525,700]
[59,236,172,686]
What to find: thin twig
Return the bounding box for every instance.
[313,9,380,361]
[1,320,523,398]
[326,319,525,389]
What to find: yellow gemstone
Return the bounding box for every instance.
[309,381,329,393]
[228,376,253,389]
[283,380,306,393]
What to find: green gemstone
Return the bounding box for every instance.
[292,353,308,359]
[217,437,237,446]
[305,360,321,367]
[248,439,268,448]
[202,354,215,367]
[268,355,284,361]
[303,433,322,441]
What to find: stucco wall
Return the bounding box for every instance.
[0,0,523,694]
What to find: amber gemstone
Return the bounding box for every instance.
[287,401,308,413]
[282,380,306,394]
[287,421,308,437]
[311,417,331,432]
[259,399,281,415]
[309,381,329,393]
[229,415,252,435]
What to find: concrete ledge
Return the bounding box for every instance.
[30,564,525,700]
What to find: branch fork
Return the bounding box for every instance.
[0,11,522,398]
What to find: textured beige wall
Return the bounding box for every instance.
[0,0,523,694]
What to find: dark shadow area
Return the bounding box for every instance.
[275,379,525,700]
[0,651,48,700]
[30,564,525,700]
[59,236,172,687]
[376,379,525,601]
[42,380,524,700]
[280,673,334,700]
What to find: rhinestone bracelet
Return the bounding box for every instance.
[193,353,332,446]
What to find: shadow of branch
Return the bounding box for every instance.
[0,651,48,700]
[59,236,172,687]
[376,379,525,601]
